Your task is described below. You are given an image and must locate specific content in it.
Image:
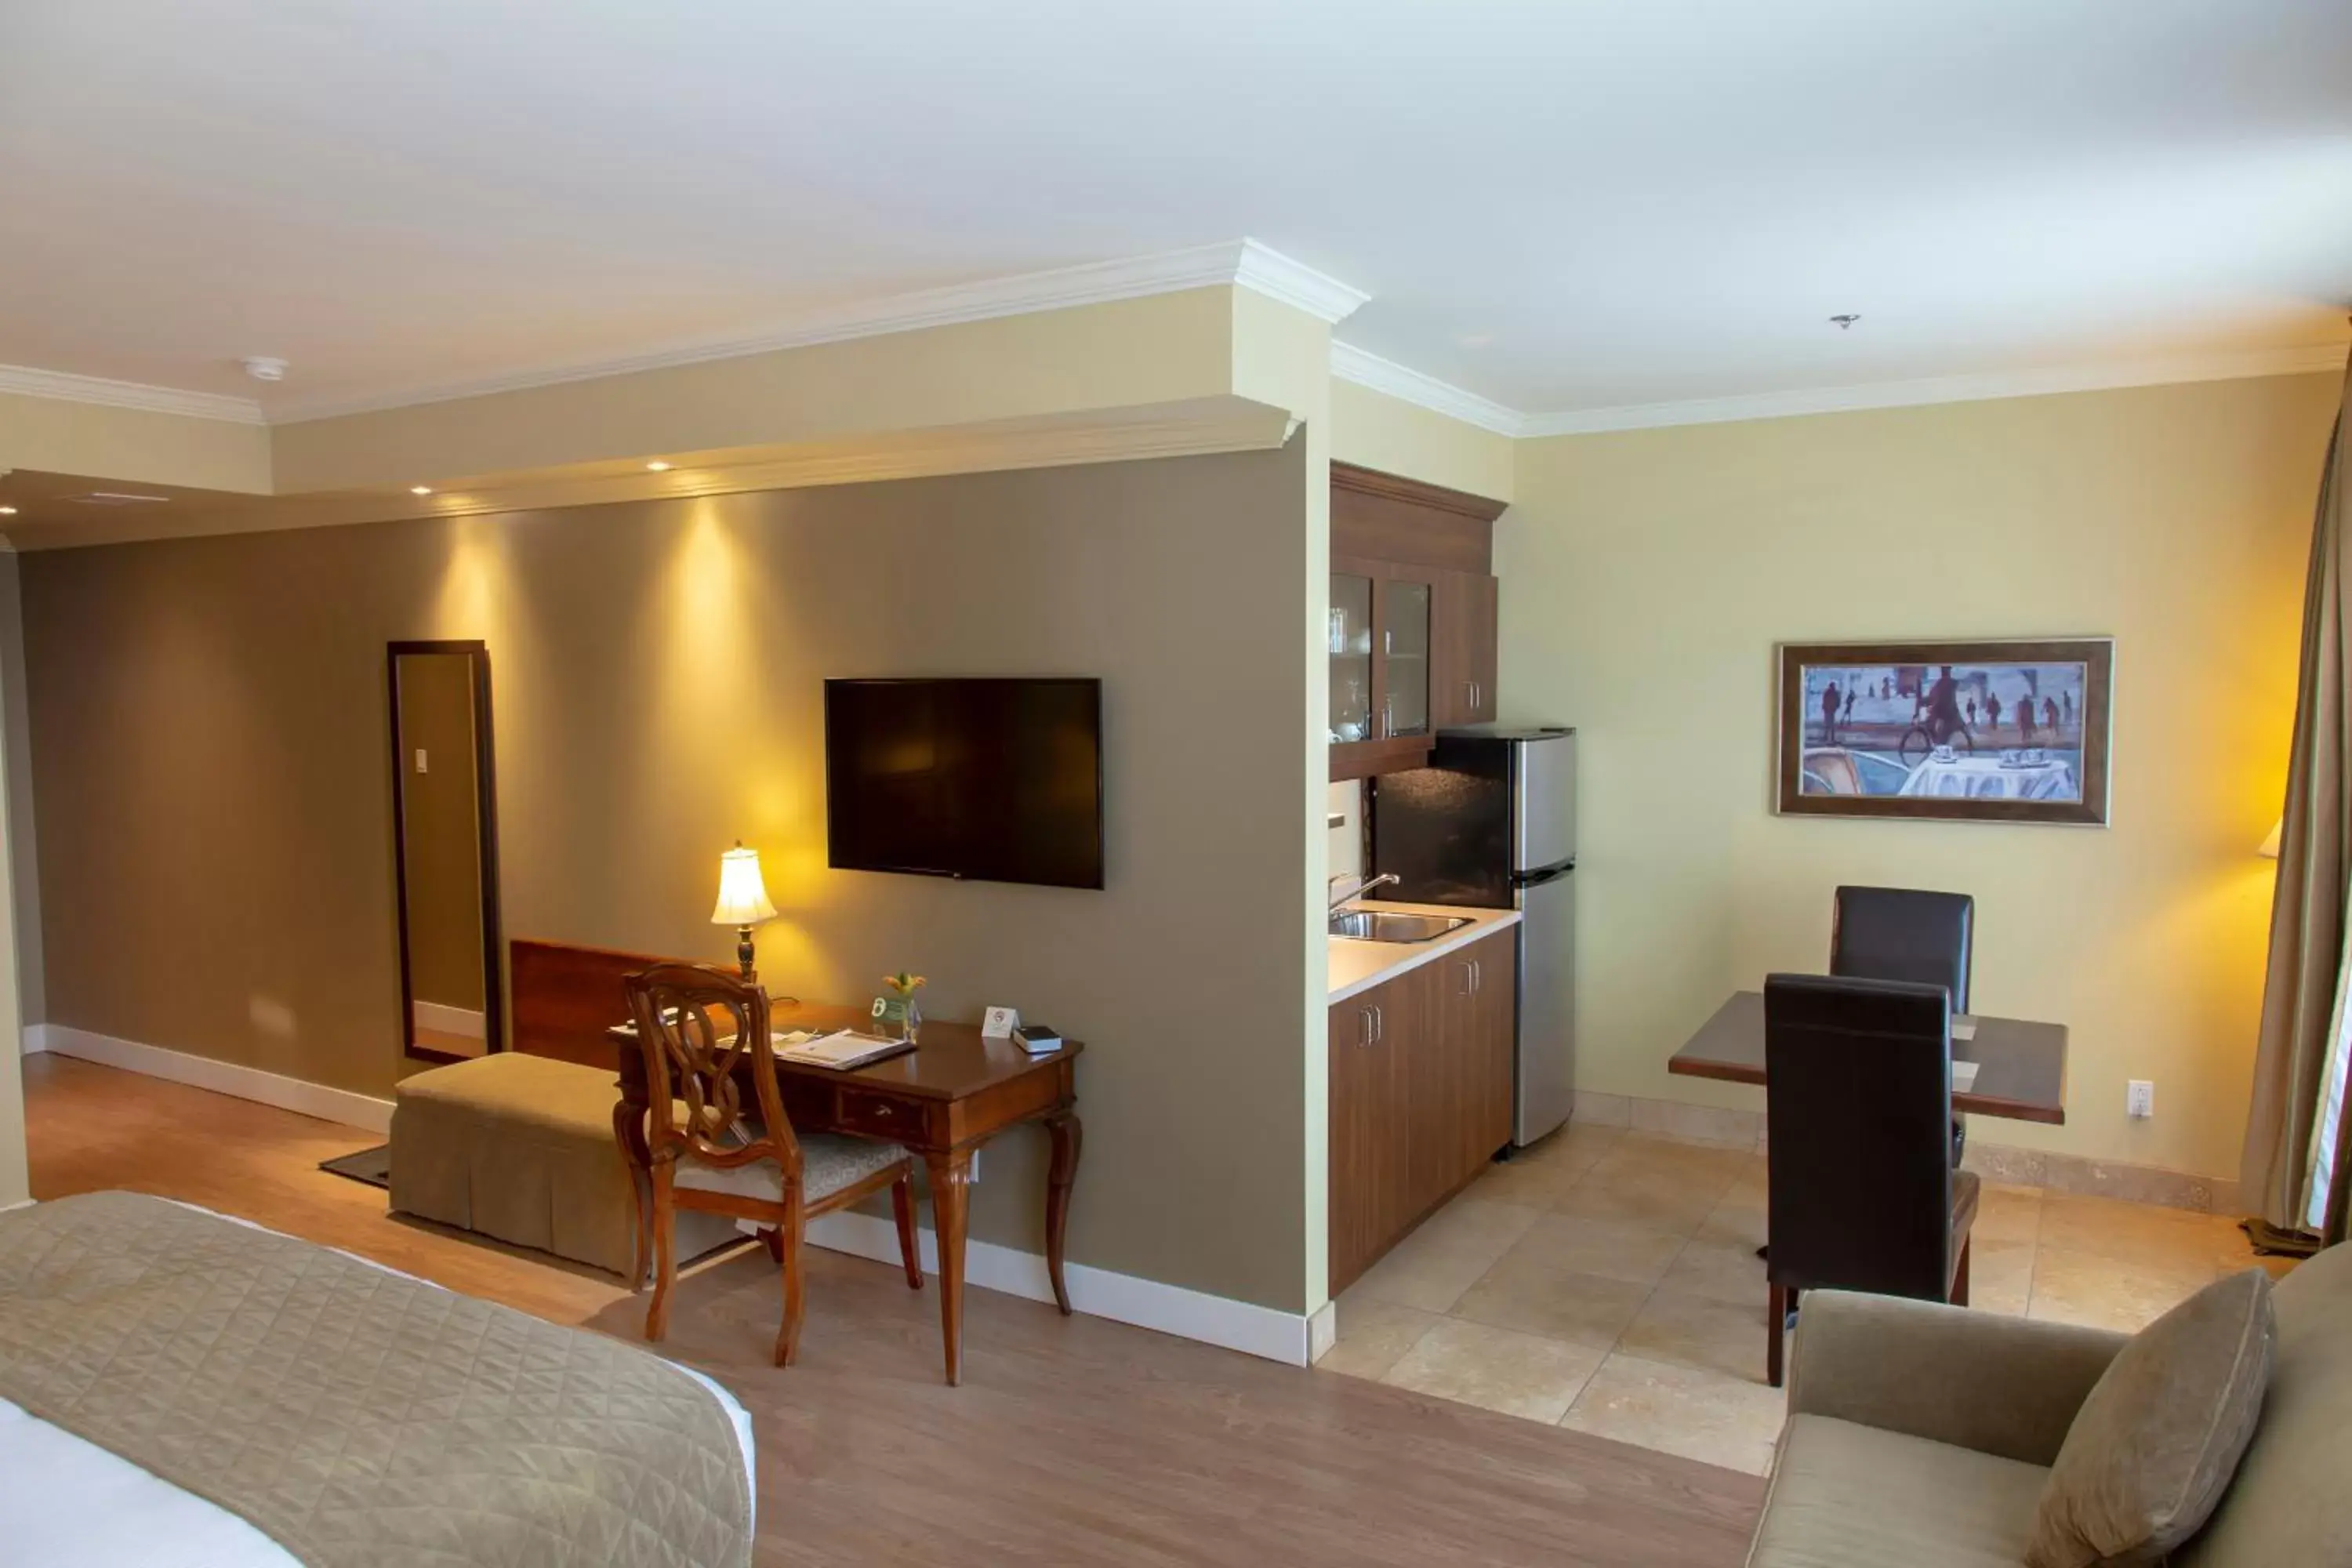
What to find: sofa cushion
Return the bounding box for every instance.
[2174,1242,2352,1567]
[2025,1269,2274,1568]
[1747,1414,2049,1568]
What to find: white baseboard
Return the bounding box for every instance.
[410,1001,487,1040]
[804,1209,1320,1367]
[27,1024,395,1137]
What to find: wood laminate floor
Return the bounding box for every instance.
[21,1054,1762,1566]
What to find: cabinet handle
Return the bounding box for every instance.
[1373,1004,1385,1042]
[1359,1007,1374,1047]
[1472,959,1482,993]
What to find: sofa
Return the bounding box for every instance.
[1746,1237,2350,1566]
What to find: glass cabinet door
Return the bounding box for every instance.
[1330,572,1374,743]
[1384,579,1432,737]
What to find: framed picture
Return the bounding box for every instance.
[1775,638,2114,825]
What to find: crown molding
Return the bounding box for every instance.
[272,239,1367,423]
[1232,242,1370,327]
[1329,342,1526,437]
[0,364,266,426]
[1518,340,2351,438]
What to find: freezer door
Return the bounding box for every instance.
[1512,731,1578,874]
[1514,866,1577,1146]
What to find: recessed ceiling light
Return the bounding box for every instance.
[0,506,16,517]
[410,485,433,495]
[645,460,673,472]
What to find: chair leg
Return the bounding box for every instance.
[644,1163,678,1344]
[760,1225,785,1263]
[891,1174,924,1290]
[1951,1234,1972,1308]
[1766,1283,1787,1389]
[775,1186,808,1368]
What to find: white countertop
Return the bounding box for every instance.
[1328,899,1523,1004]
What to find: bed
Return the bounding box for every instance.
[0,1192,755,1568]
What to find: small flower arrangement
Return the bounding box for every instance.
[873,971,927,1042]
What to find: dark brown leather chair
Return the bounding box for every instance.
[1830,885,1973,1163]
[1763,973,1978,1388]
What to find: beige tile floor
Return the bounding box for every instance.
[1314,1122,2290,1476]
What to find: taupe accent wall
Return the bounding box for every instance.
[21,446,1314,1308]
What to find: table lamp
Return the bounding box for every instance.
[711,842,778,978]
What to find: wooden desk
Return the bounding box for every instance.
[1668,989,2067,1124]
[606,1000,1081,1385]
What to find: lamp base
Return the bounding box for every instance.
[735,926,756,980]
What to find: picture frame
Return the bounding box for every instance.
[1774,637,2114,826]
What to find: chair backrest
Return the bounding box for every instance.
[623,962,801,1181]
[1765,973,1958,1298]
[1830,885,1973,1013]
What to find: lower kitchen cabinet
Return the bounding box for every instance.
[1328,925,1518,1294]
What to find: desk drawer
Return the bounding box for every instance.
[835,1087,931,1145]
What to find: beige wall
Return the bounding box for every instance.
[0,392,272,495]
[21,447,1315,1308]
[1501,373,2337,1181]
[394,653,486,1015]
[1330,379,1515,503]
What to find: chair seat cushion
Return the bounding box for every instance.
[674,1133,908,1204]
[1749,1414,2049,1568]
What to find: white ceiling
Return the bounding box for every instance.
[2,0,2347,423]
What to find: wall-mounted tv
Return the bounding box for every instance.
[823,677,1104,890]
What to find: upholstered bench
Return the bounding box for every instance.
[389,1052,735,1278]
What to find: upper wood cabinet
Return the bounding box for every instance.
[1330,464,1506,781]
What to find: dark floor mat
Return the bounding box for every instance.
[319,1143,391,1189]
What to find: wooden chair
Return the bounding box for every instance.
[1762,973,1978,1388]
[624,962,923,1366]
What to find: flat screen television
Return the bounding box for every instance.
[823,677,1104,890]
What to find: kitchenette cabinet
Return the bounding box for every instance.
[1329,924,1518,1294]
[1329,463,1507,781]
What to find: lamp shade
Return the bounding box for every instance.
[711,844,778,926]
[2258,818,2283,859]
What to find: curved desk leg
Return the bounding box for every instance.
[924,1148,975,1385]
[613,1097,654,1290]
[1044,1109,1083,1316]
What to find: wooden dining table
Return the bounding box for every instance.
[1668,989,2067,1123]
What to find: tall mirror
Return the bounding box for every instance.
[388,641,504,1062]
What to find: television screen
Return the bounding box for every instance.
[823,678,1104,890]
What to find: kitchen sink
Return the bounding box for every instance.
[1329,909,1474,943]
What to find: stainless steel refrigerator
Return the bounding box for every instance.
[1370,727,1577,1148]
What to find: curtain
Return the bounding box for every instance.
[2242,358,2352,1244]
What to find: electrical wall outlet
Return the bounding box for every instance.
[2127,1080,2155,1119]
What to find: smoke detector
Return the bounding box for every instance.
[241,356,289,383]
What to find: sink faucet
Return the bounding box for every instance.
[1328,872,1399,910]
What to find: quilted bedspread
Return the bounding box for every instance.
[0,1192,751,1568]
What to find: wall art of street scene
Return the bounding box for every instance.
[1775,639,2113,825]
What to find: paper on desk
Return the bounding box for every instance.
[1952,1061,1981,1092]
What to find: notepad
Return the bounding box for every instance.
[1952,1061,1981,1093]
[775,1029,916,1071]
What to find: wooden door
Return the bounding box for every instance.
[1469,931,1518,1158]
[1329,975,1416,1293]
[1432,572,1500,728]
[1410,953,1477,1218]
